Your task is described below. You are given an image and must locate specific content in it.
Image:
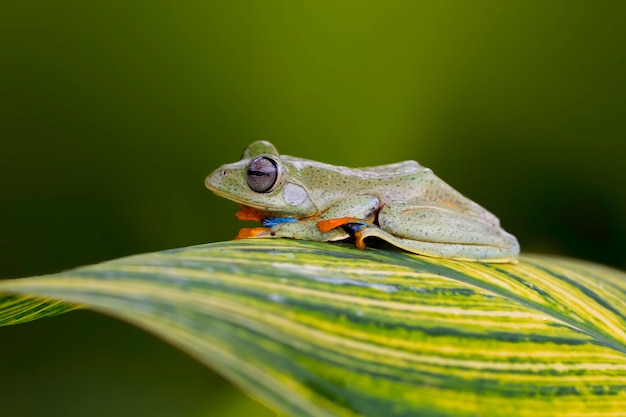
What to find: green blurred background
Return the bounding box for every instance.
[2,1,625,416]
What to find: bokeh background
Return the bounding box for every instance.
[2,1,625,416]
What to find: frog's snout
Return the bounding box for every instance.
[204,168,226,191]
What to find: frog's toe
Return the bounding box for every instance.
[323,221,372,250]
[317,217,365,233]
[235,205,267,222]
[235,227,271,239]
[354,230,368,250]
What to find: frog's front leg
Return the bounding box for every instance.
[315,195,382,247]
[247,194,382,244]
[254,217,349,242]
[231,205,343,241]
[237,216,349,242]
[236,195,384,245]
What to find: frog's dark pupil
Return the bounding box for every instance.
[246,156,278,193]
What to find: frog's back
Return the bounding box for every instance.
[284,157,425,179]
[354,161,501,227]
[399,169,501,227]
[285,156,500,226]
[354,160,425,177]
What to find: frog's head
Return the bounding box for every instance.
[205,141,318,216]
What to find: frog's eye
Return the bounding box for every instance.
[246,156,279,193]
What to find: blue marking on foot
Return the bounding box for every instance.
[342,222,367,234]
[262,217,298,227]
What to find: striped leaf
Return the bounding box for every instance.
[1,239,625,416]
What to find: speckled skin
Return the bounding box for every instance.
[206,141,519,263]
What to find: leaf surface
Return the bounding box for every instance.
[1,239,625,416]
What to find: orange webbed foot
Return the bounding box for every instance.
[317,217,364,233]
[235,227,270,239]
[235,205,268,223]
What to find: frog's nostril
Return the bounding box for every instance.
[221,170,228,176]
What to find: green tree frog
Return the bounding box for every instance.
[205,141,519,263]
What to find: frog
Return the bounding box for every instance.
[205,141,520,263]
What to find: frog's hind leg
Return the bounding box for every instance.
[356,227,516,262]
[373,203,519,263]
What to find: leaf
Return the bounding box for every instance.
[0,294,80,326]
[1,239,626,416]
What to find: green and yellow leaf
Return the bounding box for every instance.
[1,239,625,416]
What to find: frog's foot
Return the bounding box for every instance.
[342,223,372,250]
[235,227,271,239]
[317,216,377,250]
[235,205,268,222]
[317,217,367,233]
